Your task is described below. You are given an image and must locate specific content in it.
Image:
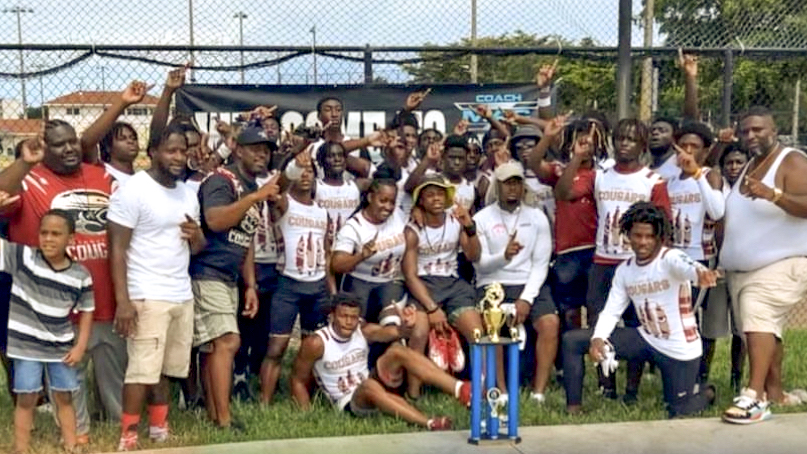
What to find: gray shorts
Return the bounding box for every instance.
[416,276,478,324]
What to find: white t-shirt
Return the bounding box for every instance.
[450,177,475,211]
[334,210,406,283]
[524,170,556,227]
[105,163,133,186]
[593,247,703,361]
[315,177,360,243]
[276,196,329,282]
[107,171,199,302]
[652,153,680,182]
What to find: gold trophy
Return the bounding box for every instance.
[479,283,506,342]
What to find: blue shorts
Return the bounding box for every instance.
[13,359,79,394]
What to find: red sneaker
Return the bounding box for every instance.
[427,416,453,431]
[447,328,465,373]
[428,330,449,371]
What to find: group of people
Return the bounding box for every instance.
[0,52,806,454]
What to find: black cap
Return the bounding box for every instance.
[237,125,274,147]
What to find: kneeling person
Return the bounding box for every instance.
[562,202,718,417]
[291,295,470,430]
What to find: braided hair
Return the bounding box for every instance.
[99,122,138,163]
[619,201,672,240]
[556,118,609,163]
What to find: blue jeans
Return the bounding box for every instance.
[13,359,78,393]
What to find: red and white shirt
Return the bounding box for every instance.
[593,166,671,265]
[666,168,725,261]
[276,196,329,282]
[593,247,703,361]
[4,164,116,321]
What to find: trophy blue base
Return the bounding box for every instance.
[468,337,521,445]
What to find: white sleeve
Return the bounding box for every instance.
[334,220,360,254]
[696,170,725,220]
[518,211,552,304]
[592,265,632,341]
[473,211,509,272]
[107,183,139,229]
[664,249,703,282]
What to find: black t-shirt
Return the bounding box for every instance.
[190,164,260,284]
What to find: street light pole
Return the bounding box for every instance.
[310,25,317,85]
[4,6,33,119]
[234,12,247,84]
[188,0,196,82]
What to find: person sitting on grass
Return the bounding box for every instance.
[291,294,471,431]
[0,206,94,454]
[561,202,718,417]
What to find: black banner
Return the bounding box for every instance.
[176,84,541,137]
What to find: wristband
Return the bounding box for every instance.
[463,222,477,237]
[285,160,304,181]
[537,97,552,108]
[692,168,703,180]
[426,305,440,315]
[771,187,784,203]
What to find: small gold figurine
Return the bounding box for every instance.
[480,283,506,342]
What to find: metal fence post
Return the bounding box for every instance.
[722,49,734,128]
[616,0,633,120]
[364,45,373,85]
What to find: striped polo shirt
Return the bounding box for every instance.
[1,239,94,362]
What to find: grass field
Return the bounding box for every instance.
[3,331,807,453]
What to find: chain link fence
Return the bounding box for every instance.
[0,0,804,322]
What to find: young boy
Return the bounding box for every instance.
[1,207,94,454]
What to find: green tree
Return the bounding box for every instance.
[403,32,618,113]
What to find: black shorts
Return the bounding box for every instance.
[269,276,330,335]
[0,273,11,351]
[416,276,477,322]
[476,282,557,322]
[341,275,406,323]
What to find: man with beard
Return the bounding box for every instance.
[109,123,205,450]
[190,125,281,429]
[721,107,807,424]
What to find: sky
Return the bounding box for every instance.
[0,0,659,107]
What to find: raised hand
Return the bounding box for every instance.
[121,80,151,106]
[718,122,738,143]
[20,135,45,165]
[251,105,278,121]
[367,129,390,148]
[502,109,520,126]
[572,134,594,160]
[453,119,470,136]
[405,89,431,111]
[451,200,473,227]
[678,48,698,78]
[425,141,443,164]
[543,115,568,138]
[674,144,699,176]
[166,63,189,90]
[475,104,492,120]
[255,172,281,202]
[535,59,558,89]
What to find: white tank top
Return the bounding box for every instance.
[255,172,279,264]
[277,196,329,281]
[410,215,462,278]
[720,147,807,272]
[666,168,715,261]
[524,170,556,227]
[594,167,665,262]
[313,325,369,410]
[334,210,407,283]
[315,177,360,243]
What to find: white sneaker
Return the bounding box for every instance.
[722,388,772,424]
[531,392,545,404]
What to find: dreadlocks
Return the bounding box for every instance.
[620,201,671,240]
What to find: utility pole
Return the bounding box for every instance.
[4,6,33,119]
[310,25,318,85]
[234,12,247,84]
